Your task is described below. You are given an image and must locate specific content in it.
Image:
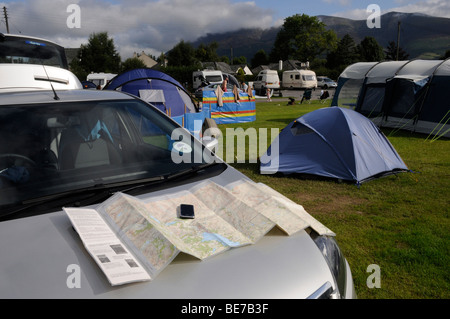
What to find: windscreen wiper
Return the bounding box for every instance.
[165,162,219,180]
[119,162,223,195]
[0,176,164,221]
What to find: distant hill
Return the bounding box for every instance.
[192,27,279,63]
[192,12,450,63]
[318,12,450,59]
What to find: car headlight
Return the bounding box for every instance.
[312,235,347,299]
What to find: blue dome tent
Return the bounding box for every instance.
[260,107,409,185]
[104,68,198,117]
[104,69,205,137]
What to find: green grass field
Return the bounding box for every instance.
[216,98,449,299]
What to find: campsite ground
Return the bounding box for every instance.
[217,97,449,299]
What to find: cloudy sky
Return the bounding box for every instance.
[0,0,449,59]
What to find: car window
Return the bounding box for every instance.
[0,98,213,212]
[0,35,68,69]
[205,75,222,83]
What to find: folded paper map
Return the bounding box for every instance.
[65,180,334,285]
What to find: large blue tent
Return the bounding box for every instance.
[331,59,450,139]
[260,107,409,184]
[104,68,198,117]
[104,68,206,137]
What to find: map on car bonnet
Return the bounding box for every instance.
[64,180,334,286]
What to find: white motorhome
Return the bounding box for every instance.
[86,72,117,89]
[282,70,317,89]
[192,70,224,89]
[253,70,280,96]
[0,64,82,92]
[0,33,82,92]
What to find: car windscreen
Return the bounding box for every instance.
[0,35,68,69]
[0,99,215,213]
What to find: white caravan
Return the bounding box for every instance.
[86,72,117,89]
[192,70,224,89]
[282,70,317,89]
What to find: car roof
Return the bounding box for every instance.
[2,33,63,47]
[0,64,83,92]
[0,89,134,105]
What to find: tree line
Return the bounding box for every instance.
[71,13,449,87]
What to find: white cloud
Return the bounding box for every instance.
[0,0,275,58]
[388,0,450,18]
[333,0,450,20]
[322,0,351,6]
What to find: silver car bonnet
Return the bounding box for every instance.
[0,168,335,299]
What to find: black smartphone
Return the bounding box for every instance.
[179,204,195,219]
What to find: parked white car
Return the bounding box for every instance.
[0,63,82,92]
[0,33,82,92]
[0,33,68,69]
[0,88,355,299]
[317,76,337,89]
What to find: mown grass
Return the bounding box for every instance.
[216,97,449,299]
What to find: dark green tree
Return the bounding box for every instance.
[219,55,230,64]
[356,36,385,62]
[195,42,220,62]
[385,41,410,61]
[269,14,337,62]
[236,68,246,84]
[441,49,450,59]
[157,52,166,67]
[232,56,247,65]
[166,40,199,67]
[121,57,147,73]
[70,32,121,80]
[251,49,269,68]
[326,34,359,71]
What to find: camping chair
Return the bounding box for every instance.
[300,89,312,104]
[320,90,330,104]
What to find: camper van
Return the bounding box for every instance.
[253,70,280,96]
[282,70,317,89]
[86,72,117,89]
[0,33,68,69]
[192,70,224,89]
[0,33,81,92]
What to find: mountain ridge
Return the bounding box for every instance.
[191,12,450,62]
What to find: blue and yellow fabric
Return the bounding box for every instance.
[202,90,256,124]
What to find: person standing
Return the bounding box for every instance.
[221,77,228,92]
